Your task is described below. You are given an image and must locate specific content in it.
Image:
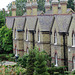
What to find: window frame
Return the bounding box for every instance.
[72,31,75,47]
[15,28,16,39]
[38,30,40,43]
[54,30,57,45]
[26,29,28,41]
[55,53,58,67]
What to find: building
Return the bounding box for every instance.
[6,0,75,71]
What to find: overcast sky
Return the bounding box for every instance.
[0,0,15,10]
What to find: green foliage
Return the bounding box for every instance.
[67,0,74,10]
[0,54,15,61]
[0,26,13,53]
[48,66,66,75]
[26,49,37,75]
[37,0,45,11]
[17,54,28,68]
[34,50,50,75]
[0,11,5,28]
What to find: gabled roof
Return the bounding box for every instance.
[6,17,15,29]
[26,16,37,30]
[15,17,26,31]
[55,15,72,33]
[38,15,54,31]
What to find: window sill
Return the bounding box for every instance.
[26,40,28,41]
[38,41,40,43]
[72,45,75,47]
[15,38,16,40]
[54,43,57,45]
[55,64,58,67]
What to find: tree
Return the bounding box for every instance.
[26,49,36,75]
[0,11,5,28]
[67,0,74,10]
[37,0,45,11]
[0,26,13,53]
[34,51,50,75]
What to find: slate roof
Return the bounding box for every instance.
[26,16,37,30]
[6,17,15,29]
[55,15,72,32]
[38,15,54,31]
[44,8,73,15]
[23,11,44,16]
[14,17,25,31]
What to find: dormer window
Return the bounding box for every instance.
[26,29,28,41]
[72,31,75,47]
[15,29,16,39]
[38,30,40,42]
[55,53,58,67]
[54,30,57,45]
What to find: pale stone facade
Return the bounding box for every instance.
[6,0,75,71]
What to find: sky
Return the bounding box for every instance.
[0,0,15,10]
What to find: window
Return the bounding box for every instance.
[55,53,58,67]
[54,30,57,45]
[15,46,18,56]
[72,31,75,47]
[38,30,40,42]
[72,57,75,70]
[26,29,28,41]
[15,29,16,39]
[26,47,29,54]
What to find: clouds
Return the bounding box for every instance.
[0,0,15,10]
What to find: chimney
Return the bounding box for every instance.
[32,0,38,15]
[74,0,75,11]
[45,0,50,12]
[11,1,16,16]
[52,0,59,14]
[60,0,68,14]
[26,0,32,15]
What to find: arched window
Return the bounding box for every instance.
[72,57,75,70]
[72,31,75,47]
[15,29,16,39]
[54,30,57,44]
[38,30,40,42]
[26,29,28,41]
[55,53,58,66]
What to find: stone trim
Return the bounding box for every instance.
[35,41,50,44]
[52,57,64,61]
[13,39,23,41]
[13,49,24,52]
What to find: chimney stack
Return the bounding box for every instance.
[52,0,59,14]
[60,0,68,14]
[32,0,38,15]
[45,0,50,12]
[26,0,32,15]
[11,1,16,16]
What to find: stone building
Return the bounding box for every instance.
[6,0,75,71]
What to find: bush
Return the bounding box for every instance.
[17,54,28,68]
[48,66,66,75]
[72,70,75,74]
[54,72,59,75]
[64,71,70,74]
[0,54,15,61]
